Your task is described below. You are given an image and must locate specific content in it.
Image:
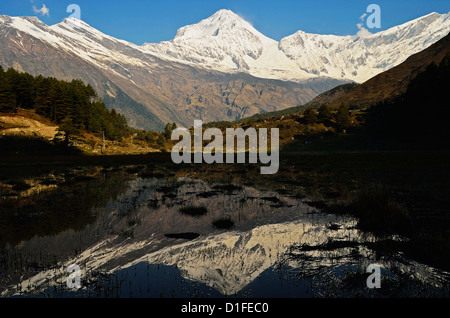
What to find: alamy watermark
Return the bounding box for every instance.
[67,4,81,20]
[66,264,81,289]
[360,4,381,30]
[366,4,381,29]
[171,120,280,175]
[65,4,81,28]
[366,264,381,289]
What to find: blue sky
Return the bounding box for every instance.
[1,0,449,44]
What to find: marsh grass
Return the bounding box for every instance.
[125,166,145,175]
[349,186,412,236]
[296,240,360,252]
[179,206,208,217]
[11,180,31,192]
[212,184,242,193]
[138,165,165,179]
[197,191,220,198]
[139,170,165,179]
[156,185,178,193]
[164,233,200,240]
[119,229,134,239]
[127,218,141,227]
[212,217,235,229]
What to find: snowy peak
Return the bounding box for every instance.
[0,16,66,48]
[403,11,442,26]
[142,9,284,75]
[1,16,47,31]
[1,15,41,26]
[2,9,449,85]
[0,12,348,131]
[174,9,268,42]
[50,17,109,42]
[277,11,450,82]
[0,14,152,82]
[140,9,450,83]
[58,17,98,31]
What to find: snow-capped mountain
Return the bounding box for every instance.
[0,13,343,130]
[279,11,450,82]
[143,9,450,83]
[143,9,307,82]
[0,15,154,81]
[0,9,449,130]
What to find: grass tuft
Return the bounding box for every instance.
[212,217,235,229]
[179,206,208,217]
[349,186,412,236]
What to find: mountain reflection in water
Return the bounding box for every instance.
[1,170,449,298]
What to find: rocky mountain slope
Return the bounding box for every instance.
[0,10,448,130]
[0,15,343,130]
[321,32,450,109]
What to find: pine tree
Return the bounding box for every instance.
[335,105,351,132]
[303,108,318,125]
[157,134,166,147]
[318,104,333,122]
[34,76,52,117]
[15,72,35,109]
[0,68,131,141]
[163,122,178,139]
[0,66,15,113]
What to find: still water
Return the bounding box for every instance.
[0,166,448,298]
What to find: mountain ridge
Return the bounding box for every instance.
[1,10,448,130]
[142,9,450,83]
[325,31,450,109]
[3,10,449,84]
[0,12,345,130]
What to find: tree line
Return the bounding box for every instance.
[0,66,129,141]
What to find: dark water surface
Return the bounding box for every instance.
[0,164,449,298]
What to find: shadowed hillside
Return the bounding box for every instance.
[327,32,450,109]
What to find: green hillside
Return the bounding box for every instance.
[0,66,129,141]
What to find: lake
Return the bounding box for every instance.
[0,161,448,298]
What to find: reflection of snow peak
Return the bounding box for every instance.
[119,218,361,295]
[3,178,448,297]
